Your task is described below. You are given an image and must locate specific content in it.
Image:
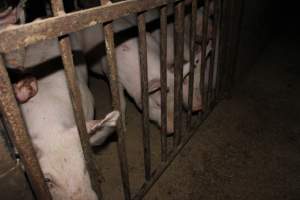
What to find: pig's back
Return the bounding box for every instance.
[20,66,94,141]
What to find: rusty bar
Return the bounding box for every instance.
[0,0,181,53]
[159,5,168,162]
[99,1,131,199]
[216,0,230,99]
[207,0,219,107]
[186,0,197,130]
[212,0,221,101]
[173,1,185,146]
[200,0,210,114]
[226,0,243,96]
[50,0,103,198]
[0,55,52,200]
[222,0,234,98]
[137,12,151,181]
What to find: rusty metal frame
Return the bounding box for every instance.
[0,0,242,199]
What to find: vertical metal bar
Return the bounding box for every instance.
[200,0,210,114]
[173,1,185,146]
[212,0,221,101]
[50,0,103,198]
[226,0,243,96]
[187,0,197,130]
[159,5,168,162]
[99,0,131,199]
[0,55,52,200]
[207,0,219,106]
[216,0,229,99]
[137,12,151,181]
[222,0,234,98]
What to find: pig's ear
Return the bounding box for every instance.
[86,111,120,146]
[148,79,162,94]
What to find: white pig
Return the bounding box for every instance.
[78,18,191,133]
[16,35,120,200]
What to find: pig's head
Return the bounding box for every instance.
[182,41,213,112]
[37,111,120,200]
[147,61,195,134]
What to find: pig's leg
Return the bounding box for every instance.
[13,76,38,103]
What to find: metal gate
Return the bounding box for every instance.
[0,0,242,199]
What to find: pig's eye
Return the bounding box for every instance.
[195,58,200,65]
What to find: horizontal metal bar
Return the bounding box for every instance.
[0,55,52,200]
[0,0,180,53]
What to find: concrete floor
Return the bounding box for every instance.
[89,30,300,199]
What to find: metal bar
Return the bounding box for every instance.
[0,0,181,53]
[0,55,52,200]
[186,0,197,130]
[132,107,212,200]
[137,12,151,181]
[99,1,131,199]
[222,0,234,98]
[200,0,210,114]
[212,0,221,101]
[159,5,168,162]
[215,0,225,99]
[207,0,219,107]
[50,0,103,198]
[226,0,243,96]
[216,0,230,99]
[173,1,185,146]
